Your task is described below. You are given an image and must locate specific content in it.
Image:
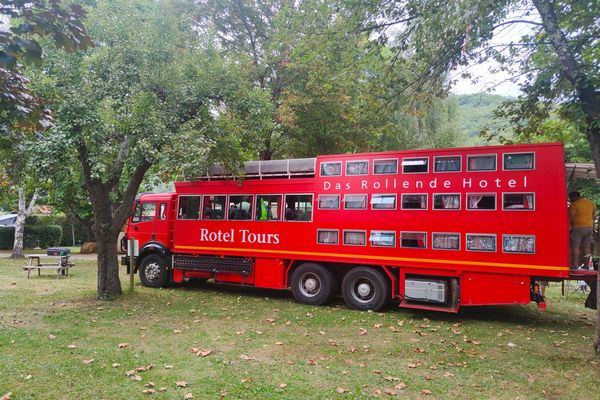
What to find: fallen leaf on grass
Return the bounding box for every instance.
[184,394,194,399]
[241,378,252,383]
[132,375,142,382]
[278,383,288,388]
[146,382,155,388]
[443,372,455,378]
[24,375,32,380]
[349,346,357,353]
[373,370,382,374]
[359,328,368,335]
[384,376,400,381]
[421,389,433,395]
[240,354,255,361]
[384,388,396,396]
[142,389,155,394]
[173,330,183,334]
[165,365,173,369]
[394,383,407,390]
[49,335,57,340]
[255,330,264,335]
[118,343,129,349]
[373,324,382,330]
[507,342,517,348]
[82,359,94,365]
[407,362,420,368]
[176,381,187,388]
[112,363,120,368]
[0,392,11,400]
[190,348,212,357]
[527,374,535,384]
[308,359,317,366]
[275,341,283,345]
[335,387,347,393]
[68,344,77,349]
[265,318,275,323]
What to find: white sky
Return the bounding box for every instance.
[449,14,539,98]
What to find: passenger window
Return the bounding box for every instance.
[320,162,342,177]
[467,155,496,171]
[318,194,340,210]
[433,194,460,210]
[467,194,496,210]
[317,229,339,245]
[432,233,460,250]
[371,194,397,210]
[343,230,366,246]
[503,235,535,254]
[402,157,428,173]
[401,194,428,210]
[400,232,427,249]
[346,160,369,176]
[373,159,398,174]
[434,156,461,172]
[140,203,156,222]
[370,231,396,247]
[503,193,534,210]
[203,195,226,220]
[285,194,313,221]
[344,194,368,210]
[178,196,201,220]
[466,234,496,252]
[504,153,534,170]
[228,195,253,220]
[256,195,282,221]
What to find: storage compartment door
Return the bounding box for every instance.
[254,258,285,289]
[461,273,530,305]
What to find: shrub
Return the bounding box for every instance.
[0,225,63,249]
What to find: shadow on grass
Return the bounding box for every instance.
[161,280,593,331]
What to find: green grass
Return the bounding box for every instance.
[0,258,598,399]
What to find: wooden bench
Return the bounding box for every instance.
[22,254,74,278]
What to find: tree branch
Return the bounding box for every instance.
[105,135,129,191]
[492,19,544,30]
[111,159,152,234]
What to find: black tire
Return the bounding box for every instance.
[139,254,169,288]
[341,267,389,311]
[290,263,337,305]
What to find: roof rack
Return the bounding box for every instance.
[198,158,316,180]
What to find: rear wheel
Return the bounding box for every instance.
[139,254,169,288]
[342,267,389,311]
[290,263,336,305]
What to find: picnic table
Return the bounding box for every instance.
[22,254,74,278]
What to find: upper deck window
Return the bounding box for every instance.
[402,157,429,173]
[228,195,253,220]
[433,194,460,210]
[371,194,397,210]
[504,153,534,170]
[203,195,226,220]
[178,196,201,220]
[401,194,428,210]
[320,162,342,177]
[434,156,461,172]
[318,194,340,210]
[285,194,313,221]
[467,155,496,171]
[467,193,496,210]
[346,160,369,176]
[256,195,282,221]
[344,194,368,210]
[503,193,534,210]
[373,159,398,175]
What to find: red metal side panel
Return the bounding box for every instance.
[254,258,285,289]
[460,272,530,305]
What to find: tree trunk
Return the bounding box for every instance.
[96,230,122,299]
[10,188,39,259]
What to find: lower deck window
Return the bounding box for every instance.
[344,230,366,246]
[370,231,396,247]
[371,194,397,210]
[203,195,227,220]
[401,232,427,249]
[318,194,340,210]
[503,235,535,254]
[256,195,282,221]
[344,194,367,210]
[285,194,313,221]
[432,233,460,250]
[317,230,339,245]
[466,234,496,252]
[178,196,201,220]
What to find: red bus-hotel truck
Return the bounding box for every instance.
[122,142,596,312]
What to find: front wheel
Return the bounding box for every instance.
[290,263,337,305]
[341,267,389,311]
[139,254,169,288]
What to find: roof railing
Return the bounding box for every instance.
[198,158,316,180]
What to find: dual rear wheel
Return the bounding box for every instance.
[290,263,390,311]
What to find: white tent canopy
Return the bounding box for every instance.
[566,163,598,182]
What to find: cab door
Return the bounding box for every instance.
[129,202,157,247]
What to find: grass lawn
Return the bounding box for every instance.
[0,257,598,399]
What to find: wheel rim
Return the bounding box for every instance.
[350,277,376,304]
[145,262,161,282]
[298,272,321,298]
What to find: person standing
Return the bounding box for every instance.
[569,191,597,269]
